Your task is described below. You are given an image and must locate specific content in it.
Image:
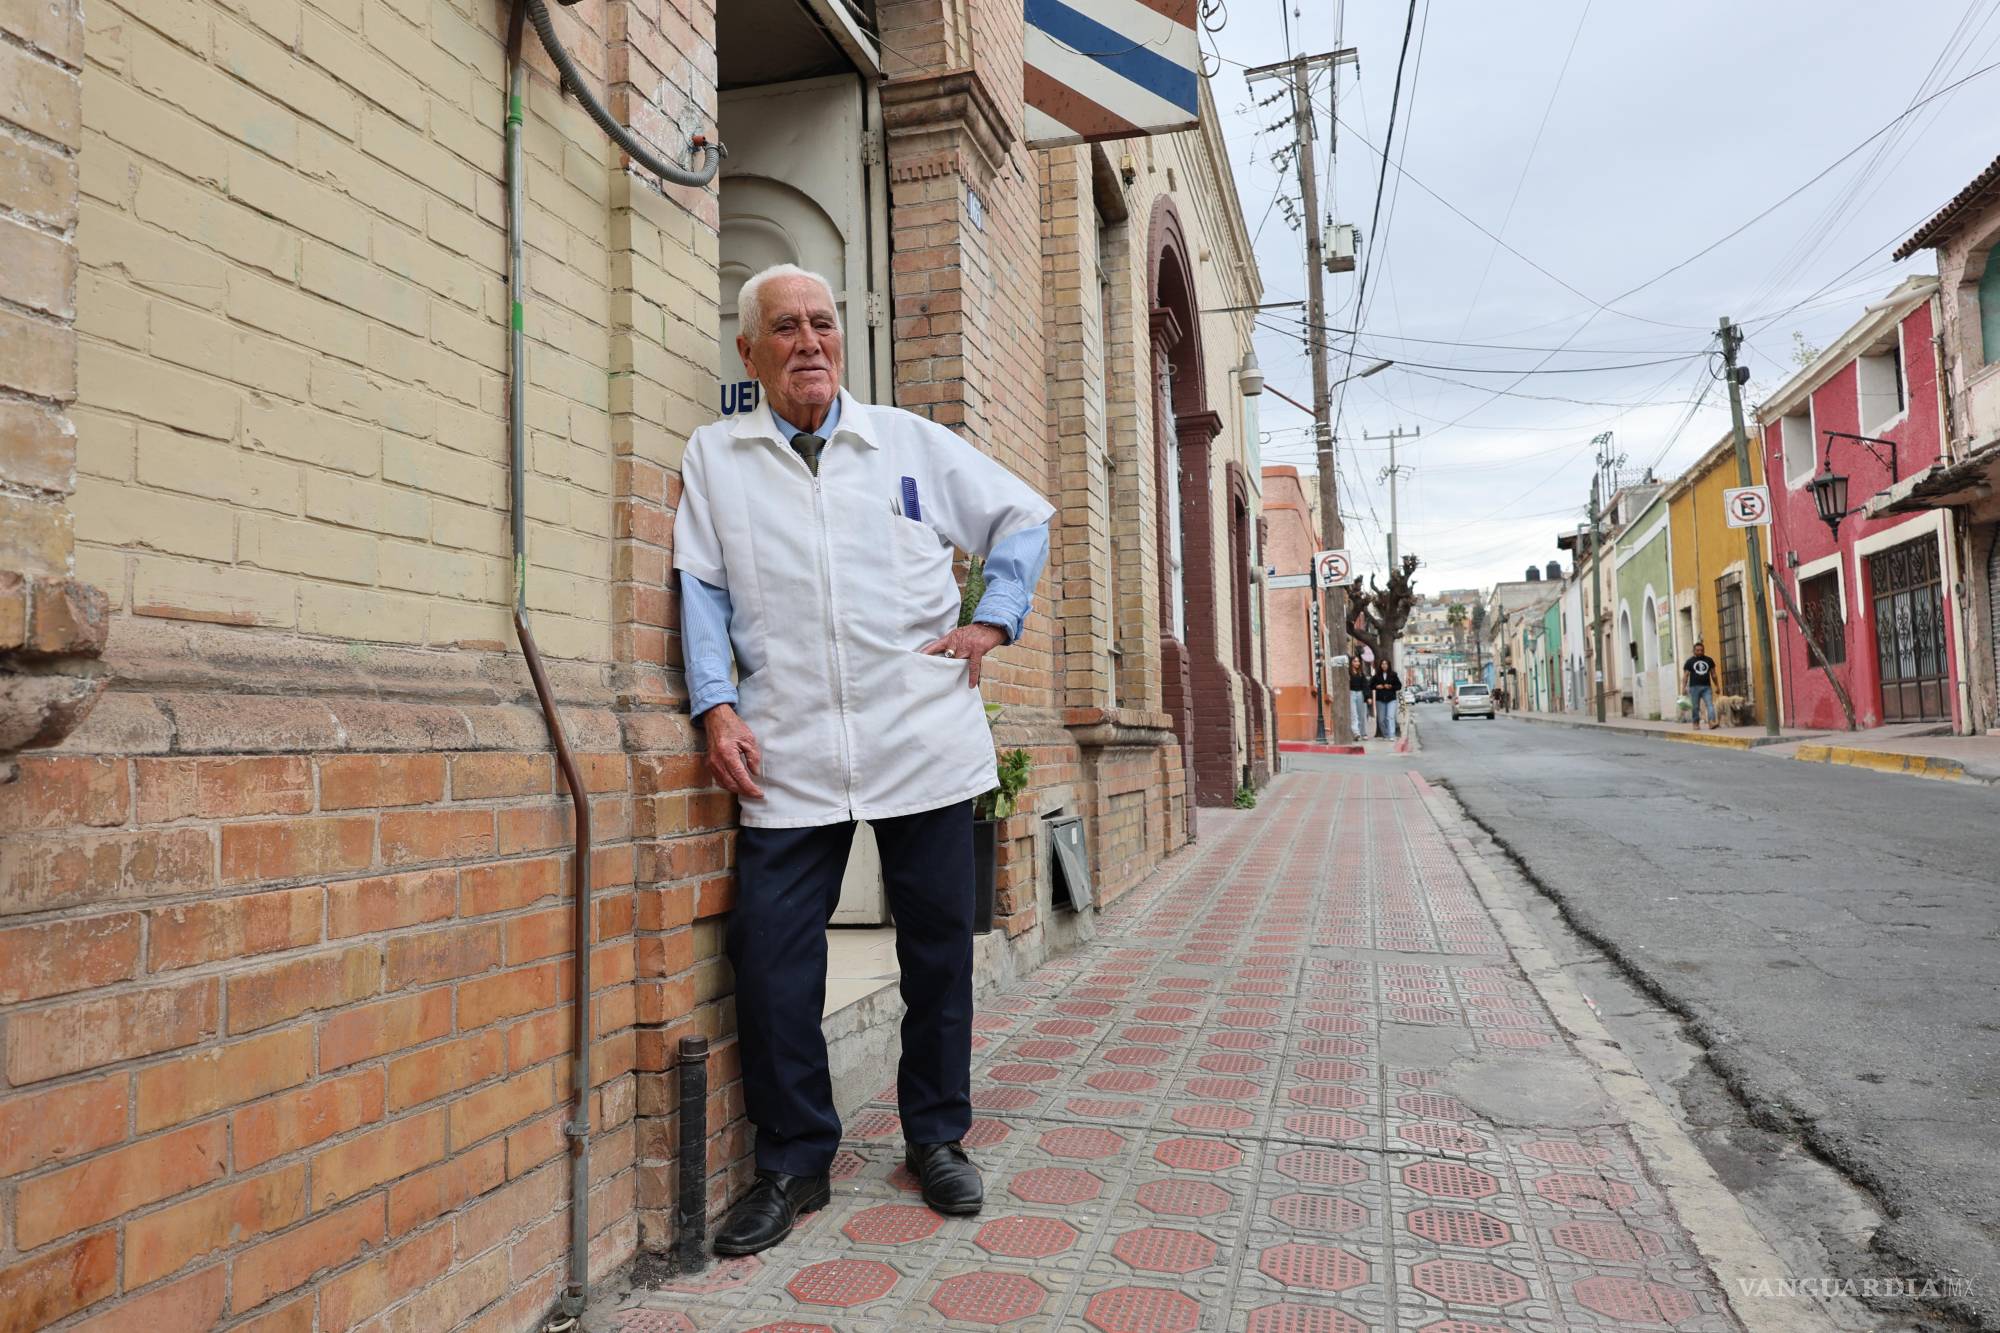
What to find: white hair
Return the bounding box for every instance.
[737,263,840,342]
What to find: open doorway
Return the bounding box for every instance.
[718,2,894,929]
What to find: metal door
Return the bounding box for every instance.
[717,74,883,416]
[718,74,890,923]
[1869,536,1949,722]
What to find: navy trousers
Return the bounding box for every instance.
[728,798,976,1176]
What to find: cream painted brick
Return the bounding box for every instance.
[213,11,357,139]
[0,41,80,148]
[300,582,427,642]
[432,496,507,557]
[150,298,310,402]
[128,0,213,56]
[300,0,362,33]
[3,0,83,61]
[126,22,297,163]
[81,77,225,191]
[527,525,604,580]
[522,608,609,661]
[427,96,500,178]
[228,142,370,257]
[301,239,428,335]
[382,434,504,508]
[433,399,498,458]
[305,471,428,539]
[359,106,472,200]
[427,597,508,648]
[134,169,300,280]
[378,538,505,602]
[430,298,506,373]
[529,343,608,413]
[80,342,238,439]
[73,476,236,561]
[299,122,422,221]
[300,9,424,126]
[368,375,435,440]
[363,322,436,388]
[75,270,149,351]
[133,553,296,625]
[424,196,500,269]
[78,202,227,311]
[73,544,127,608]
[428,3,503,86]
[0,133,75,228]
[362,2,472,114]
[242,398,380,475]
[371,219,482,313]
[137,424,302,514]
[227,269,368,363]
[217,0,300,44]
[238,509,377,582]
[72,408,137,480]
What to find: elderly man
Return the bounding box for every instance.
[675,263,1053,1256]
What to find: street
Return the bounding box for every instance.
[1416,705,2000,1330]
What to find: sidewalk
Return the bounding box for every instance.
[1506,709,2000,782]
[601,767,1779,1333]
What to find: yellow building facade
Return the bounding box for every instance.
[1665,434,1777,722]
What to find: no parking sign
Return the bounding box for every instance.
[1312,549,1351,589]
[1723,486,1771,528]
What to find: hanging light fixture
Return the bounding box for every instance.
[1810,431,1900,537]
[1808,465,1850,536]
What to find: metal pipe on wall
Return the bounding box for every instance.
[502,0,720,1316]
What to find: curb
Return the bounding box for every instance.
[1278,741,1365,755]
[1791,741,1975,782]
[1507,710,1804,749]
[1414,781,1837,1333]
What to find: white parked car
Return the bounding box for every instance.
[1452,684,1494,719]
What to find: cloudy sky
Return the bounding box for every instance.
[1205,0,2000,593]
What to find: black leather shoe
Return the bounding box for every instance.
[712,1170,831,1256]
[906,1141,983,1216]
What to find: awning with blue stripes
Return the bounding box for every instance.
[1024,0,1200,147]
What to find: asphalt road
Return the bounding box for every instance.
[1414,706,2000,1330]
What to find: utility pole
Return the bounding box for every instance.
[1588,477,1606,723]
[1719,317,1782,737]
[1366,424,1420,568]
[1247,47,1358,742]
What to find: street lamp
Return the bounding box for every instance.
[1810,431,1900,537]
[1338,359,1392,386]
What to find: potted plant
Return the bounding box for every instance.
[972,741,1030,934]
[959,558,1032,933]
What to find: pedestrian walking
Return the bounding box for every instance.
[1371,660,1403,740]
[1348,651,1370,738]
[1683,640,1719,730]
[676,263,1054,1256]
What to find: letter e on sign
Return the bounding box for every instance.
[1723,485,1771,528]
[1313,549,1351,589]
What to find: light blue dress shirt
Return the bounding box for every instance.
[682,397,1050,720]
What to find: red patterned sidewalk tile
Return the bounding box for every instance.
[930,1271,1048,1325]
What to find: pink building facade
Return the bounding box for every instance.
[1760,278,1969,731]
[1261,467,1334,741]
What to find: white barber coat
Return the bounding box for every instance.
[672,390,1055,828]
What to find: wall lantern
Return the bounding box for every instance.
[1810,430,1900,537]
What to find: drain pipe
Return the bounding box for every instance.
[504,0,720,1318]
[672,1035,710,1271]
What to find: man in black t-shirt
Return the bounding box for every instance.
[1683,641,1719,729]
[1371,662,1403,740]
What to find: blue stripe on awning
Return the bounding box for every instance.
[1024,0,1198,115]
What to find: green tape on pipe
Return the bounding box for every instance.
[512,301,524,330]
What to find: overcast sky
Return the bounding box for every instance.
[1207,1,2000,594]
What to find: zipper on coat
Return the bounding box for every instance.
[811,472,858,817]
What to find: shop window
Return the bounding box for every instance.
[1799,570,1845,665]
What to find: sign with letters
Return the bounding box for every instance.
[1312,549,1351,589]
[1724,485,1771,528]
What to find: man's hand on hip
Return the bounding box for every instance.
[920,623,1008,687]
[701,705,765,800]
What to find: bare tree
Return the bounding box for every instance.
[1346,555,1421,669]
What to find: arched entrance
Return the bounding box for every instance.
[1149,198,1234,810]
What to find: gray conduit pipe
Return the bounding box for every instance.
[503,1,721,1322]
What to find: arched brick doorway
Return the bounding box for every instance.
[1149,198,1236,812]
